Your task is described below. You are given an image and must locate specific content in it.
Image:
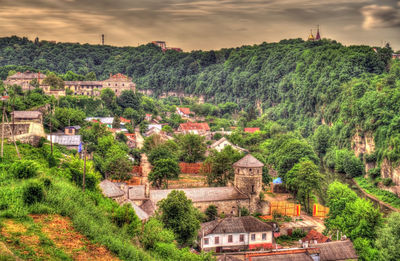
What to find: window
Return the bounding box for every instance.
[262,233,266,240]
[108,83,110,86]
[228,235,233,243]
[240,235,244,242]
[204,238,209,245]
[252,185,255,193]
[251,234,256,241]
[215,237,219,244]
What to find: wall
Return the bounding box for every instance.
[193,199,250,216]
[202,231,273,251]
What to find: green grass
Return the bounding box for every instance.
[354,177,400,209]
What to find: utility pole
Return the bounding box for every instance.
[5,111,20,159]
[50,103,53,156]
[1,100,5,159]
[82,145,86,192]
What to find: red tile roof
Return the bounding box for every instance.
[179,122,210,131]
[302,229,330,244]
[120,117,131,123]
[177,107,191,115]
[244,127,260,133]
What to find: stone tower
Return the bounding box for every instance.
[233,154,264,212]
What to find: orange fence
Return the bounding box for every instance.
[111,177,141,185]
[269,201,301,217]
[179,162,210,174]
[313,204,329,218]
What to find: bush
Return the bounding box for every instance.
[383,178,393,187]
[368,167,381,180]
[112,203,141,236]
[10,160,39,179]
[205,205,217,221]
[23,181,44,205]
[240,207,250,217]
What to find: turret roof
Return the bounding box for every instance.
[233,154,264,168]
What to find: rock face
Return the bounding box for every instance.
[381,159,400,194]
[352,132,376,173]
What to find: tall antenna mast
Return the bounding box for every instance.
[102,34,105,45]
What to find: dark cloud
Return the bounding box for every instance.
[0,0,399,50]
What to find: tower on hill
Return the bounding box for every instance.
[308,29,315,41]
[315,25,321,40]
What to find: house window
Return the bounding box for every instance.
[108,83,110,86]
[251,234,256,241]
[228,235,233,243]
[240,235,244,242]
[262,233,266,240]
[204,238,209,245]
[252,185,255,193]
[215,237,219,244]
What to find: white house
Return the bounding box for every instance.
[199,216,274,252]
[209,137,247,153]
[176,107,191,118]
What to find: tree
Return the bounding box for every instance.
[158,190,201,246]
[313,125,332,157]
[148,145,177,165]
[42,72,64,90]
[375,212,400,261]
[113,203,141,236]
[117,90,142,110]
[85,71,97,81]
[176,134,207,163]
[205,146,243,186]
[80,122,110,153]
[148,158,180,188]
[141,218,175,250]
[112,115,121,128]
[205,205,218,221]
[100,88,116,110]
[285,160,323,213]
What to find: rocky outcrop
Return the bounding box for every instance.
[351,132,376,173]
[381,158,400,194]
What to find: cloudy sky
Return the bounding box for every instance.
[0,0,399,51]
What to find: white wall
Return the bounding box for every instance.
[202,231,273,249]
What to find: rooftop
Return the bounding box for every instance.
[177,107,191,115]
[302,229,330,244]
[244,127,260,133]
[310,240,357,261]
[124,200,149,221]
[99,180,125,198]
[11,111,42,119]
[7,71,46,80]
[64,81,102,86]
[85,117,114,125]
[47,135,81,146]
[104,73,132,82]
[179,122,210,131]
[233,154,264,168]
[201,216,273,236]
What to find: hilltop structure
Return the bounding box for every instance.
[307,26,321,41]
[152,41,183,52]
[5,72,135,97]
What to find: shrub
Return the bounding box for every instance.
[205,205,217,221]
[383,178,393,187]
[292,229,306,238]
[23,181,44,205]
[113,203,141,236]
[368,167,381,180]
[10,160,39,179]
[240,207,250,217]
[259,192,265,201]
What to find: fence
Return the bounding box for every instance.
[312,204,329,218]
[269,201,301,217]
[179,162,210,174]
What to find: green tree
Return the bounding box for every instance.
[148,158,180,188]
[141,218,175,250]
[375,212,400,261]
[176,134,206,163]
[112,115,121,128]
[158,190,201,246]
[205,146,243,186]
[113,203,141,236]
[205,205,218,221]
[313,125,332,157]
[42,72,64,90]
[286,160,323,213]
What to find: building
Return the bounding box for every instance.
[64,126,81,136]
[42,85,66,98]
[101,154,268,220]
[11,111,43,124]
[152,41,183,52]
[176,107,192,118]
[199,216,274,252]
[64,81,102,96]
[47,135,81,150]
[125,133,136,149]
[99,180,127,204]
[177,122,210,136]
[102,73,136,96]
[302,229,330,244]
[307,26,321,41]
[4,71,46,90]
[209,137,247,153]
[244,128,260,133]
[85,117,114,128]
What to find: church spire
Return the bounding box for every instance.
[315,25,321,40]
[308,29,315,41]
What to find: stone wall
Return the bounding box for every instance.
[351,132,376,174]
[193,199,250,216]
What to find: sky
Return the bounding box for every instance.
[0,0,399,51]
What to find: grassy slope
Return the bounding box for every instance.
[354,177,400,209]
[0,142,153,260]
